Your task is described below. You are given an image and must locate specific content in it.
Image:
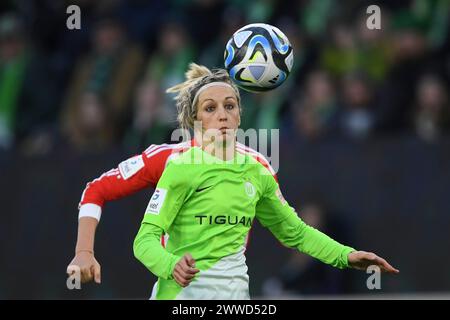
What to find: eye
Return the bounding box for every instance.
[225,104,235,110]
[205,105,215,112]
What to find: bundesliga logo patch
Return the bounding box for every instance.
[118,155,144,180]
[146,188,167,215]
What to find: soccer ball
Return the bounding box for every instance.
[224,23,294,92]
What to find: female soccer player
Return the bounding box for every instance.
[66,76,276,284]
[133,63,399,300]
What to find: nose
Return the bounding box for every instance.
[217,104,228,121]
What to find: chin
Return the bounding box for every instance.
[216,132,235,145]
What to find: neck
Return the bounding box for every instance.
[194,134,236,161]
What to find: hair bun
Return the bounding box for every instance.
[185,63,212,81]
[166,63,212,94]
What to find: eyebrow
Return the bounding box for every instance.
[201,96,236,105]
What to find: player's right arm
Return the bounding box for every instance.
[133,160,199,287]
[67,217,101,283]
[67,144,174,284]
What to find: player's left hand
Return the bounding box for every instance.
[348,251,399,274]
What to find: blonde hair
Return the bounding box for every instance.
[166,63,241,130]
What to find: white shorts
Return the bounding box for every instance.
[150,247,250,300]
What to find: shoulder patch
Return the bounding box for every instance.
[145,188,167,215]
[118,155,145,180]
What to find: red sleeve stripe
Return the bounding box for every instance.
[79,184,89,209]
[236,142,268,159]
[236,146,271,171]
[144,144,170,157]
[144,143,180,155]
[144,143,179,156]
[96,169,118,180]
[78,168,118,206]
[106,169,119,176]
[146,146,176,158]
[236,142,272,165]
[144,142,190,159]
[236,145,276,176]
[144,144,159,154]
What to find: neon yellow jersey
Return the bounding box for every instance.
[134,146,355,299]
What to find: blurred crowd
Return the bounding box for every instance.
[0,0,449,157]
[1,0,449,299]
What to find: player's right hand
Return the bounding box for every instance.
[67,251,101,284]
[172,253,199,287]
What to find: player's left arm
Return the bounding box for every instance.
[255,174,399,273]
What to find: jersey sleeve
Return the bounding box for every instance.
[255,174,355,269]
[141,161,192,232]
[134,161,191,279]
[133,222,180,280]
[78,144,173,220]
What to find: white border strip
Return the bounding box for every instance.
[78,203,102,221]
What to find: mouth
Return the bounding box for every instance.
[219,127,229,133]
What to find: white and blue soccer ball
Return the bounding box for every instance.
[224,23,294,92]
